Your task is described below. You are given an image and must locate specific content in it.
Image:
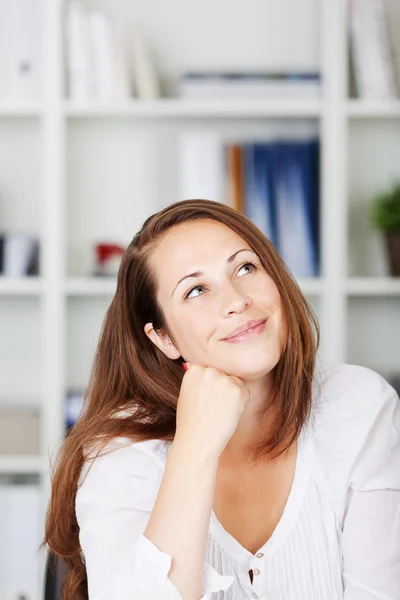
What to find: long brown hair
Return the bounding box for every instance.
[43,199,320,599]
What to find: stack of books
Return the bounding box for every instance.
[179,71,321,100]
[65,1,160,102]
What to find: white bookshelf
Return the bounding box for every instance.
[64,99,323,119]
[347,277,400,296]
[1,0,400,597]
[64,277,118,296]
[0,276,43,295]
[346,99,400,118]
[0,104,42,118]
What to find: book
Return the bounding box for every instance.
[273,139,319,277]
[349,0,398,99]
[65,0,92,100]
[179,71,321,100]
[179,132,225,202]
[225,144,245,214]
[65,2,132,101]
[129,31,160,99]
[87,10,131,101]
[242,143,278,246]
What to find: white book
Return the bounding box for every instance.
[179,132,225,202]
[0,483,41,600]
[0,0,42,102]
[112,19,132,100]
[87,11,131,101]
[349,0,398,99]
[130,31,160,99]
[65,0,92,100]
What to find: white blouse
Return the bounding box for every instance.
[75,363,400,600]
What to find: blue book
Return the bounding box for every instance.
[243,143,277,247]
[273,139,319,277]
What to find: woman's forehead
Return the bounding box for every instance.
[154,220,247,258]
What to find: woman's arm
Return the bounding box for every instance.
[144,436,220,600]
[76,438,233,600]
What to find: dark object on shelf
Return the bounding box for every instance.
[0,232,39,276]
[386,233,400,276]
[66,389,85,431]
[44,551,66,600]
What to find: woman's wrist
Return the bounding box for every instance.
[171,432,221,469]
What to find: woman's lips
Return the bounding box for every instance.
[222,319,268,343]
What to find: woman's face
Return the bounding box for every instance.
[144,219,286,381]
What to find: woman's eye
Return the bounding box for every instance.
[238,261,258,276]
[184,285,206,300]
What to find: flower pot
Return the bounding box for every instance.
[386,231,400,276]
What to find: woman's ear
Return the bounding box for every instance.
[144,322,181,360]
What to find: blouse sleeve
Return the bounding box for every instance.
[75,438,234,600]
[338,369,400,599]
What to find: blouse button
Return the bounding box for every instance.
[256,552,264,558]
[253,568,261,576]
[252,593,258,599]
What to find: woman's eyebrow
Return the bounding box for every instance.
[170,248,256,297]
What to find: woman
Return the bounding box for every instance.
[44,199,400,600]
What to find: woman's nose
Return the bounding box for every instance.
[220,286,252,315]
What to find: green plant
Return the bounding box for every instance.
[369,181,400,232]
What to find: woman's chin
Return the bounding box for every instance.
[225,362,277,382]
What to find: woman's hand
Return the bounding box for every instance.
[175,362,251,459]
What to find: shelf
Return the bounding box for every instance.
[65,99,322,119]
[296,278,325,295]
[347,277,400,296]
[0,455,44,475]
[0,104,42,118]
[65,277,117,296]
[0,277,43,296]
[346,100,400,118]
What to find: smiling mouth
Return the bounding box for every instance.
[222,319,268,343]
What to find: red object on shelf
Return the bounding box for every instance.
[94,243,126,276]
